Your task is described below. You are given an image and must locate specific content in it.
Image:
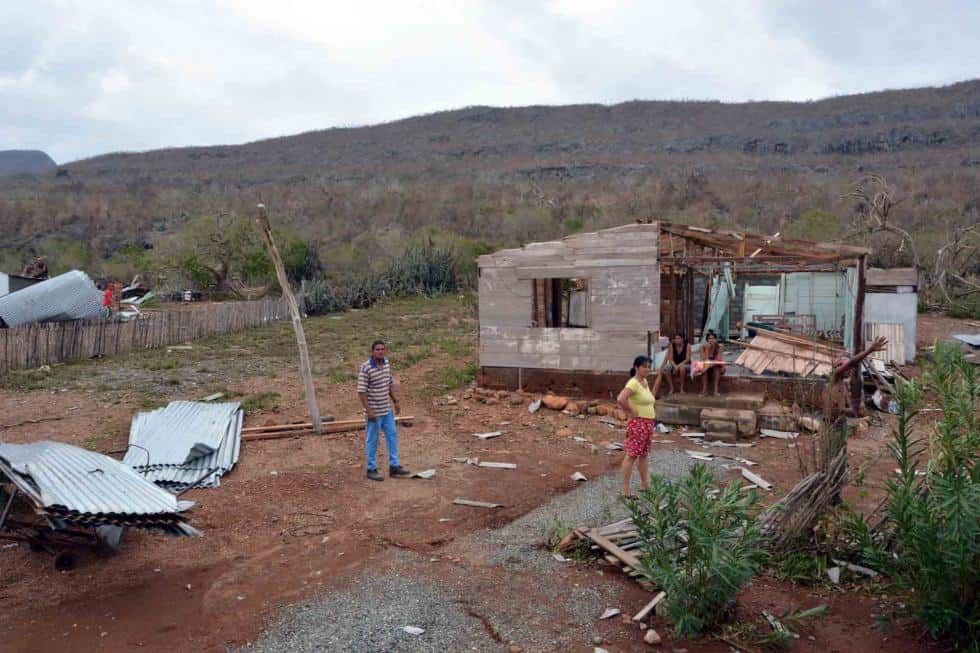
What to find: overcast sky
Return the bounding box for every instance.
[2,1,977,163]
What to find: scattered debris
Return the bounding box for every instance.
[655,423,670,433]
[686,450,714,462]
[477,461,517,470]
[680,432,705,439]
[571,471,588,482]
[528,399,542,414]
[453,457,480,466]
[599,608,621,620]
[643,628,662,645]
[799,416,823,432]
[474,431,502,440]
[759,429,799,440]
[411,469,437,479]
[552,553,571,563]
[452,498,503,509]
[200,392,225,402]
[402,626,425,635]
[605,442,624,451]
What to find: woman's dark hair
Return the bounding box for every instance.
[706,330,718,341]
[629,355,652,377]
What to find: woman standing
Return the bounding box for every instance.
[617,355,662,498]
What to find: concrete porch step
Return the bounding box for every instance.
[658,392,765,412]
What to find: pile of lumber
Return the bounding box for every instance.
[562,518,655,591]
[735,328,845,377]
[241,416,414,441]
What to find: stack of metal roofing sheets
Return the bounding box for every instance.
[0,270,103,327]
[0,441,199,536]
[124,401,243,492]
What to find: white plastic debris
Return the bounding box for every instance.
[402,626,425,635]
[528,399,542,414]
[827,566,841,584]
[411,469,437,479]
[552,553,570,563]
[599,608,621,620]
[571,471,588,482]
[655,422,670,433]
[473,431,502,440]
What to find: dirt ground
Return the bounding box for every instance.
[0,298,962,652]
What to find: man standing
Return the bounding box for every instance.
[357,340,410,481]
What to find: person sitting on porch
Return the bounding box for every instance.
[698,330,726,396]
[660,333,691,394]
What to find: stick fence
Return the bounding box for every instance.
[0,297,291,374]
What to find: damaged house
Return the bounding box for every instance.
[477,222,882,397]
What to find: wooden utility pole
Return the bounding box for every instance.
[256,204,322,434]
[850,254,868,417]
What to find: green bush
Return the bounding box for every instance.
[626,464,766,638]
[862,344,979,649]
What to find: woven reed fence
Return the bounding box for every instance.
[0,296,291,374]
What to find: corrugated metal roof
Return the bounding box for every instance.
[124,401,241,467]
[125,401,242,492]
[0,441,189,516]
[0,270,102,327]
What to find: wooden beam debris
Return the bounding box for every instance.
[632,592,667,622]
[477,461,517,470]
[453,498,503,509]
[739,467,774,490]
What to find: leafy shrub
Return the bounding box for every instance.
[860,344,979,649]
[302,245,461,315]
[626,464,766,638]
[241,391,281,414]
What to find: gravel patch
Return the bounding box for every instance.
[241,554,501,652]
[242,451,727,653]
[474,448,715,570]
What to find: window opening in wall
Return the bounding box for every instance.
[531,278,589,327]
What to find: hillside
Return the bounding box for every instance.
[0,80,977,280]
[0,150,57,177]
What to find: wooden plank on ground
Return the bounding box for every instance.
[633,591,667,622]
[453,498,503,509]
[585,529,643,569]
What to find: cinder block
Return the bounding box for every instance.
[757,404,798,432]
[706,430,737,443]
[702,419,738,435]
[656,403,703,426]
[702,408,757,436]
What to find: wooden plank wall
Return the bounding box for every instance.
[0,297,290,374]
[478,224,659,373]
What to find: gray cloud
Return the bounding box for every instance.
[1,1,976,163]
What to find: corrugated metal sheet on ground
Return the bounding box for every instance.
[0,270,102,327]
[735,333,836,377]
[0,441,189,516]
[124,401,241,467]
[953,334,980,348]
[125,401,242,491]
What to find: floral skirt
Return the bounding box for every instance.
[625,417,655,457]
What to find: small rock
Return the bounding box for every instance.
[486,397,500,406]
[542,393,568,411]
[644,628,661,645]
[495,390,510,399]
[509,395,524,406]
[571,471,588,482]
[556,427,572,438]
[593,635,605,645]
[827,566,841,584]
[509,647,523,653]
[185,584,192,591]
[100,632,108,638]
[564,402,581,416]
[446,397,458,406]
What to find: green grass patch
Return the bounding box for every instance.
[427,361,478,393]
[143,356,178,371]
[241,391,281,414]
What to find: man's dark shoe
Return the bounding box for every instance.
[389,465,411,478]
[366,469,384,482]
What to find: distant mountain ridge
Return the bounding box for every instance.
[60,79,979,186]
[0,150,56,177]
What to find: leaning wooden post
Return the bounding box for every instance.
[256,204,323,434]
[850,254,868,417]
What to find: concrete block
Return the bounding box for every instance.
[757,403,798,432]
[702,408,757,436]
[706,430,737,443]
[702,419,738,435]
[655,403,702,426]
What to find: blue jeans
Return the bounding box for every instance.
[365,411,400,471]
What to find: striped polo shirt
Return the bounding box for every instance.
[357,357,393,415]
